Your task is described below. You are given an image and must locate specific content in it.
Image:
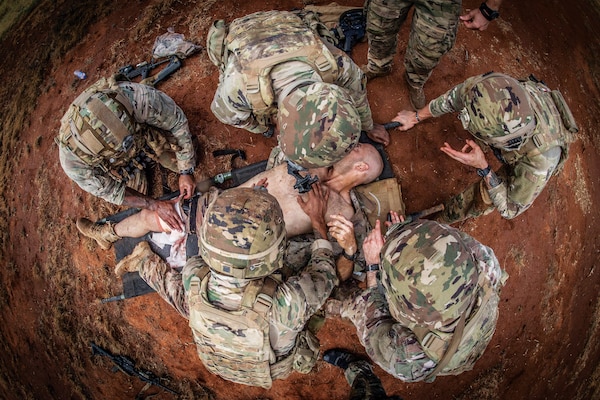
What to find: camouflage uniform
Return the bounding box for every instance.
[365,0,462,87]
[138,189,338,388]
[340,220,506,382]
[210,10,374,135]
[428,73,572,223]
[58,81,195,205]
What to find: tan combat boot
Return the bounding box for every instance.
[360,64,391,81]
[114,240,157,276]
[406,73,426,110]
[76,218,121,250]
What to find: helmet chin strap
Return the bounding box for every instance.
[286,160,319,193]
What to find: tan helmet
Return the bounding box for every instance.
[277,82,361,168]
[198,187,286,279]
[462,73,536,150]
[380,220,479,330]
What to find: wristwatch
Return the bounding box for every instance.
[366,263,380,272]
[342,250,357,262]
[479,2,500,21]
[476,165,492,177]
[179,167,195,176]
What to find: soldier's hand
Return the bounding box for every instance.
[327,214,357,256]
[363,220,384,265]
[151,197,185,232]
[392,110,419,131]
[440,139,489,169]
[178,174,195,199]
[297,183,329,238]
[384,210,405,228]
[460,8,492,31]
[366,123,390,146]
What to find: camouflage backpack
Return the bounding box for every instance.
[460,72,577,173]
[206,10,339,115]
[187,262,320,388]
[56,76,141,168]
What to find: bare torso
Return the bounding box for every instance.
[241,164,354,237]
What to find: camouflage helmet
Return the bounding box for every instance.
[199,187,286,279]
[65,88,137,161]
[463,73,536,150]
[380,220,479,330]
[277,82,361,169]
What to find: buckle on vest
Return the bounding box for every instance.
[421,331,447,359]
[315,56,332,72]
[247,81,260,94]
[532,134,543,148]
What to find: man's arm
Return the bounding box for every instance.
[210,66,268,134]
[460,0,503,31]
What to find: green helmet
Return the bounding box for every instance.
[277,82,361,169]
[463,73,536,150]
[380,220,478,330]
[198,187,286,279]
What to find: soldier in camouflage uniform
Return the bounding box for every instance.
[391,72,577,224]
[336,216,507,382]
[363,0,503,109]
[58,77,196,235]
[114,185,340,389]
[207,10,389,169]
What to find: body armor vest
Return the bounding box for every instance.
[497,77,577,172]
[187,268,283,389]
[208,11,339,115]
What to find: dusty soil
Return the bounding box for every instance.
[1,0,599,399]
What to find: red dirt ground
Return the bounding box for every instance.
[1,0,599,399]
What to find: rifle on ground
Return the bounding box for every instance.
[90,341,178,396]
[388,203,445,224]
[196,159,268,192]
[118,55,182,86]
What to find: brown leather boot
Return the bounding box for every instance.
[114,240,156,276]
[76,218,121,250]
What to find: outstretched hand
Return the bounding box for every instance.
[440,139,489,169]
[392,110,419,131]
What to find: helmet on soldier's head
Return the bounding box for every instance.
[464,73,536,151]
[199,187,286,280]
[380,220,479,330]
[277,82,361,169]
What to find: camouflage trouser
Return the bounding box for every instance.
[139,256,189,319]
[346,361,402,400]
[437,166,510,224]
[365,0,461,87]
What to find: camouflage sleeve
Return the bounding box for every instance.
[488,146,561,219]
[182,255,209,292]
[428,82,467,118]
[58,145,127,205]
[329,44,374,132]
[210,65,268,134]
[270,238,338,356]
[119,82,196,171]
[340,287,436,382]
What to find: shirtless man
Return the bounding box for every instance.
[241,142,383,238]
[76,143,384,279]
